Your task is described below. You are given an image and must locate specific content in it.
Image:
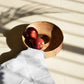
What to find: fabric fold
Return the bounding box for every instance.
[0,48,55,84]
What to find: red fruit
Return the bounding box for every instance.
[23,27,38,39]
[23,29,29,38]
[34,38,44,50]
[25,38,35,48]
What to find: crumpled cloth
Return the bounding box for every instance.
[0,48,55,84]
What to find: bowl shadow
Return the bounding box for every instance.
[0,24,28,64]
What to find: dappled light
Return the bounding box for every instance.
[0,0,84,84]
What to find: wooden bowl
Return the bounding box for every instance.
[22,21,63,58]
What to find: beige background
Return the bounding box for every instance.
[0,0,84,84]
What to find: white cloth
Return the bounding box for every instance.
[0,48,55,84]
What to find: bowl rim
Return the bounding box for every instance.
[22,21,64,58]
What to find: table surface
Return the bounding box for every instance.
[0,0,84,84]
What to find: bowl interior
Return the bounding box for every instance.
[22,21,63,58]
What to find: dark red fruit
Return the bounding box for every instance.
[23,27,38,39]
[23,29,29,38]
[34,38,44,50]
[25,38,35,48]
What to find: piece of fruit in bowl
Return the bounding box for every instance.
[23,27,38,39]
[34,38,44,50]
[23,27,44,50]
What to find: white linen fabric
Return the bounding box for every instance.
[0,48,55,84]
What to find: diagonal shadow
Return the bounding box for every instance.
[23,0,84,26]
[69,0,84,4]
[49,69,84,81]
[56,56,84,66]
[63,31,84,38]
[63,43,84,55]
[24,0,84,14]
[0,1,84,27]
[42,15,84,26]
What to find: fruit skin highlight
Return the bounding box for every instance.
[25,38,44,50]
[23,27,38,39]
[34,38,44,50]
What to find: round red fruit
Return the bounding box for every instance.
[27,27,38,39]
[34,38,44,50]
[23,27,38,39]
